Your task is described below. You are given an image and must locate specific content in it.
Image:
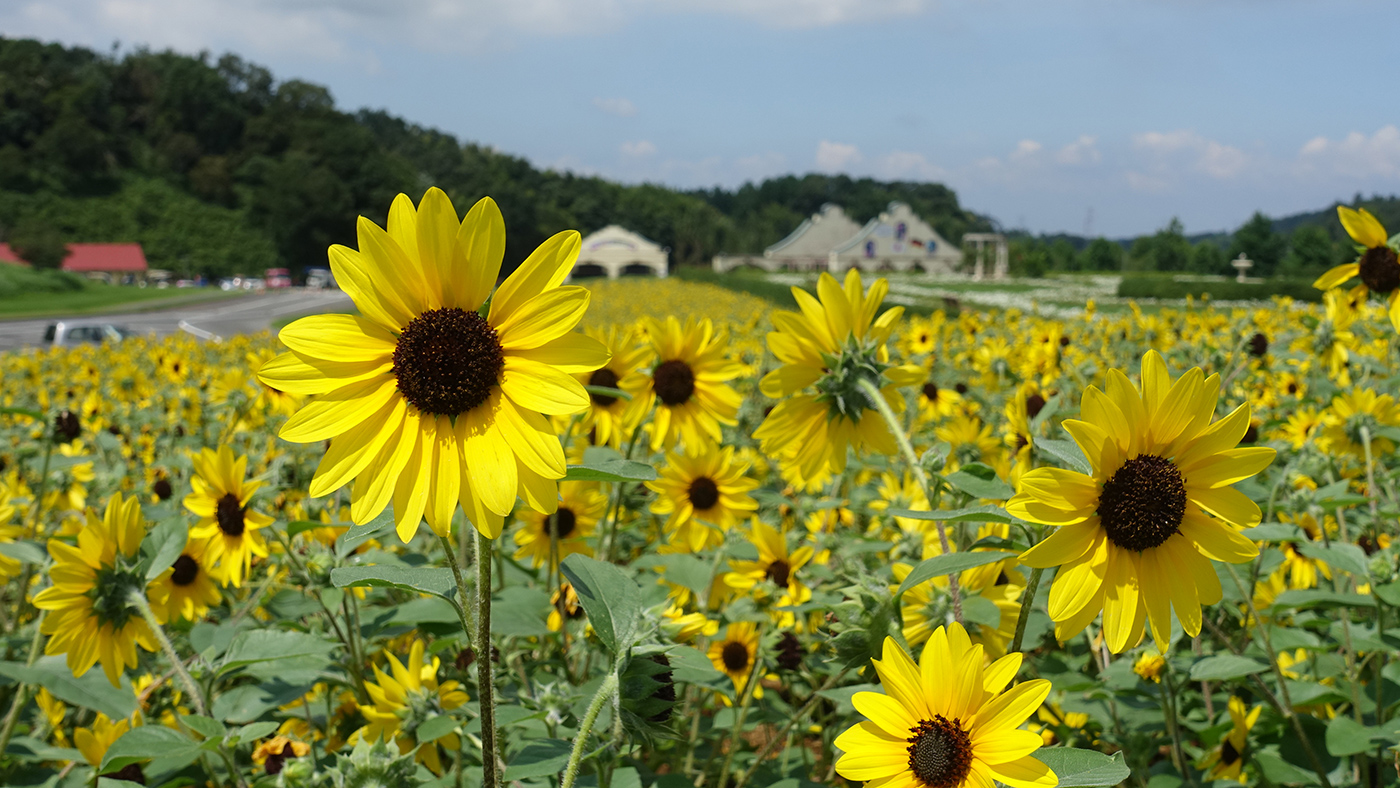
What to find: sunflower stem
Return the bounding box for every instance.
[559,670,619,788]
[717,624,765,786]
[1008,566,1044,654]
[440,534,477,642]
[733,668,848,788]
[474,528,500,788]
[1222,563,1333,788]
[1159,668,1198,787]
[0,609,45,756]
[854,377,963,624]
[128,589,208,717]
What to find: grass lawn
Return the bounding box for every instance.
[0,286,246,320]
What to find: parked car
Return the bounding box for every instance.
[44,321,135,346]
[265,268,292,288]
[242,277,265,291]
[305,267,337,289]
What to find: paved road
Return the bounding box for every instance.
[0,288,353,351]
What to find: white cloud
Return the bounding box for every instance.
[1132,129,1247,179]
[1297,125,1400,179]
[620,139,656,157]
[874,150,944,180]
[1009,139,1042,160]
[815,140,862,171]
[594,97,638,118]
[0,0,930,61]
[1055,135,1100,166]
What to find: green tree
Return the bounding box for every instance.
[6,219,67,268]
[1083,238,1123,271]
[1189,243,1227,275]
[1229,212,1285,277]
[1282,225,1339,275]
[1048,238,1078,271]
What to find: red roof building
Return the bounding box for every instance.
[0,243,148,275]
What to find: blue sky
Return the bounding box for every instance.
[5,0,1399,236]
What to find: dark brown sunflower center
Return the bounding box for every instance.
[1098,454,1185,551]
[906,716,973,788]
[688,476,720,510]
[216,493,246,537]
[549,507,577,539]
[1221,739,1241,766]
[392,307,504,416]
[588,367,620,406]
[765,559,791,588]
[1025,393,1046,419]
[922,382,939,401]
[1359,245,1400,294]
[721,641,749,673]
[170,554,200,586]
[153,478,173,500]
[653,359,695,406]
[1248,332,1268,357]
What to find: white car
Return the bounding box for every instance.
[44,321,134,346]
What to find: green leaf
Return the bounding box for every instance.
[1032,748,1131,787]
[1188,654,1268,681]
[335,508,396,554]
[502,738,573,781]
[0,406,43,420]
[636,553,712,596]
[816,683,881,716]
[1297,542,1370,578]
[0,657,137,720]
[1035,438,1091,475]
[1253,751,1320,786]
[0,540,47,566]
[286,520,328,539]
[665,645,729,692]
[882,505,1014,524]
[416,714,459,744]
[330,565,457,601]
[1241,524,1306,542]
[560,554,643,657]
[1374,582,1400,607]
[101,726,204,772]
[218,630,336,675]
[564,458,657,482]
[960,595,1002,629]
[584,385,631,401]
[141,517,188,581]
[1326,715,1379,756]
[1272,589,1376,611]
[942,463,1015,500]
[896,552,1016,597]
[232,721,280,744]
[178,715,225,740]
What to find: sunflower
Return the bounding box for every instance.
[1007,350,1274,653]
[1313,206,1400,331]
[356,639,469,776]
[625,316,742,452]
[916,378,964,423]
[753,269,925,486]
[512,481,605,569]
[708,621,762,698]
[548,582,583,632]
[1316,388,1398,461]
[33,493,157,686]
[833,623,1055,788]
[147,536,222,622]
[935,414,1002,473]
[185,446,271,587]
[252,736,311,775]
[1197,696,1261,782]
[575,325,651,449]
[866,471,931,539]
[1132,651,1166,683]
[725,519,815,623]
[258,188,609,542]
[647,444,759,553]
[249,349,302,418]
[75,712,139,774]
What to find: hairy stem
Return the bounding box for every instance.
[475,528,499,788]
[559,671,619,788]
[128,589,207,717]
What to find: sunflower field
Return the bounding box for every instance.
[1,192,1399,788]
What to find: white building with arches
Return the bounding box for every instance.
[712,203,861,273]
[567,225,669,280]
[828,202,963,275]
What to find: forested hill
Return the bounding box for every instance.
[0,37,993,278]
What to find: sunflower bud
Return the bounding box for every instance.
[619,651,677,727]
[53,409,81,443]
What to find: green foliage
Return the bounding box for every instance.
[6,218,67,268]
[1229,211,1286,277]
[1116,275,1323,302]
[0,262,85,297]
[1082,237,1123,271]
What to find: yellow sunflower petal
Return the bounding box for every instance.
[1187,488,1261,529]
[279,314,396,363]
[985,755,1058,788]
[1101,549,1143,653]
[972,678,1051,733]
[489,230,581,325]
[972,728,1045,766]
[461,415,518,517]
[496,287,591,351]
[1046,537,1108,619]
[1184,446,1276,488]
[425,417,463,537]
[501,357,590,415]
[458,196,506,311]
[512,332,610,374]
[279,375,397,443]
[1021,521,1100,569]
[258,352,390,395]
[851,691,919,739]
[414,187,464,309]
[1338,205,1388,248]
[1313,262,1360,291]
[871,637,932,721]
[833,722,908,781]
[1178,511,1258,562]
[1016,468,1099,511]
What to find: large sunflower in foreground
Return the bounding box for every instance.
[625,316,742,452]
[185,446,271,587]
[834,623,1054,788]
[258,188,609,541]
[1007,351,1274,653]
[34,493,157,686]
[753,269,925,486]
[1314,205,1400,331]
